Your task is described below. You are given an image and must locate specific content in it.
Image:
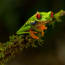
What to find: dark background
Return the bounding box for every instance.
[0,0,65,65]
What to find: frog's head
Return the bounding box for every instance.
[35,11,54,22]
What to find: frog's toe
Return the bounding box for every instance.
[29,30,39,39]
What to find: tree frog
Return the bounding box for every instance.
[16,10,65,39]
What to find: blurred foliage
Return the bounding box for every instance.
[0,34,45,65]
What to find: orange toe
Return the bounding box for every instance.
[29,30,39,39]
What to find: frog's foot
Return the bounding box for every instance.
[41,25,47,37]
[29,30,39,39]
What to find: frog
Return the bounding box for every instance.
[16,10,65,39]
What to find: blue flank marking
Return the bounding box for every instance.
[31,21,36,25]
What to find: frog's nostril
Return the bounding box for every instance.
[45,18,47,19]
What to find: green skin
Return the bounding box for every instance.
[16,10,65,35]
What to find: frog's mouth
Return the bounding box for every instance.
[37,20,50,24]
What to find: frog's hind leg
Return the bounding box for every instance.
[29,30,39,39]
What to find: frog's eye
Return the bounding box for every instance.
[51,11,54,18]
[36,12,41,19]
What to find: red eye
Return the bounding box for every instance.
[51,11,54,18]
[36,12,41,19]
